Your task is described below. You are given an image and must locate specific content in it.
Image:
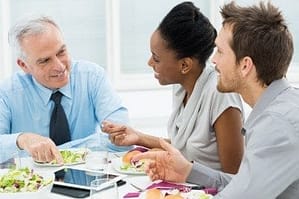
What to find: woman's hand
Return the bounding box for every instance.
[101,120,140,146]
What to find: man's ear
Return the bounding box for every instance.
[240,56,254,77]
[17,59,30,74]
[180,57,193,74]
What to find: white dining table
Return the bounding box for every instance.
[18,153,152,199]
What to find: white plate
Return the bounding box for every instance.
[0,168,53,199]
[111,157,145,175]
[139,189,214,199]
[33,148,89,167]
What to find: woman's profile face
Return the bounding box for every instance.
[148,30,183,85]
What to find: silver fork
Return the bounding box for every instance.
[129,182,146,192]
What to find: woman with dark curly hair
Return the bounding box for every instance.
[102,1,244,174]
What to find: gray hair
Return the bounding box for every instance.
[8,16,61,60]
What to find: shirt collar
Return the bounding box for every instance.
[31,76,72,105]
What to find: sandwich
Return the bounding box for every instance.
[122,150,142,165]
[121,148,147,171]
[121,147,164,172]
[145,188,164,199]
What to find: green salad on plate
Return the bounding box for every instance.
[34,148,88,166]
[0,167,52,193]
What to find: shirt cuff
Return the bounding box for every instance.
[186,161,230,190]
[0,133,23,162]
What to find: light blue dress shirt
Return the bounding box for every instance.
[0,60,131,161]
[186,78,299,198]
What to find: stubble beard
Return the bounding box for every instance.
[217,76,239,93]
